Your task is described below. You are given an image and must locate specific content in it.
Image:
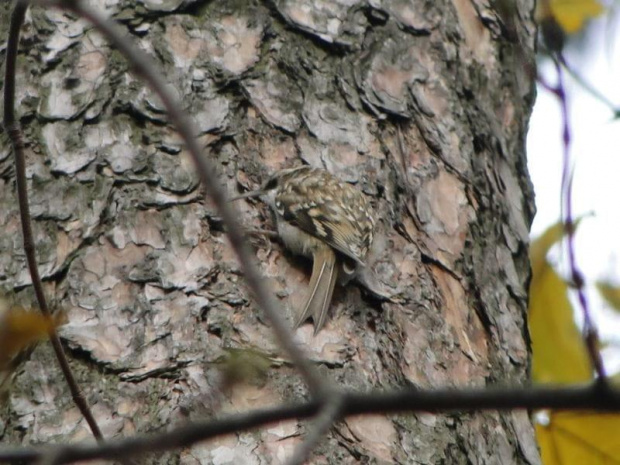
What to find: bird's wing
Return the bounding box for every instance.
[275,184,372,265]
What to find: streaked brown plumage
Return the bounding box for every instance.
[233,166,375,334]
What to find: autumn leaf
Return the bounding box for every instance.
[530,221,568,281]
[215,347,273,390]
[529,222,620,464]
[551,0,604,33]
[596,281,620,313]
[537,412,620,465]
[0,305,63,370]
[529,222,591,383]
[536,0,605,34]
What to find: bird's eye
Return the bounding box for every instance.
[264,177,278,190]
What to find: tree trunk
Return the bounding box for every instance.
[0,1,539,463]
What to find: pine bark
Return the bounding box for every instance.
[0,1,539,463]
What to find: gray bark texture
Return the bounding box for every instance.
[0,0,539,463]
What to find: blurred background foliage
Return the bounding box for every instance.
[530,0,620,463]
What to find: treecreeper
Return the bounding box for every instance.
[233,166,376,335]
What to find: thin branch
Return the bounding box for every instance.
[0,383,619,464]
[558,55,620,118]
[44,0,323,394]
[552,57,607,380]
[537,60,607,381]
[2,2,103,440]
[286,393,344,465]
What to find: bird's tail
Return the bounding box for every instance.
[294,246,338,334]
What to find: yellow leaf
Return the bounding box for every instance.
[529,221,566,279]
[596,281,620,313]
[550,0,604,34]
[529,222,592,384]
[530,223,620,463]
[0,306,63,370]
[529,218,586,278]
[529,263,592,383]
[537,412,620,464]
[216,348,273,389]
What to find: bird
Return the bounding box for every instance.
[232,165,376,334]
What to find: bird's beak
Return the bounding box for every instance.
[229,189,263,202]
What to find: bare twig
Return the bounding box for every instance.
[537,61,607,381]
[286,393,344,465]
[43,0,323,394]
[558,55,620,118]
[554,58,607,381]
[2,1,103,440]
[0,383,618,464]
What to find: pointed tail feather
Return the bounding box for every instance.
[294,247,338,334]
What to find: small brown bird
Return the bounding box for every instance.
[233,166,375,334]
